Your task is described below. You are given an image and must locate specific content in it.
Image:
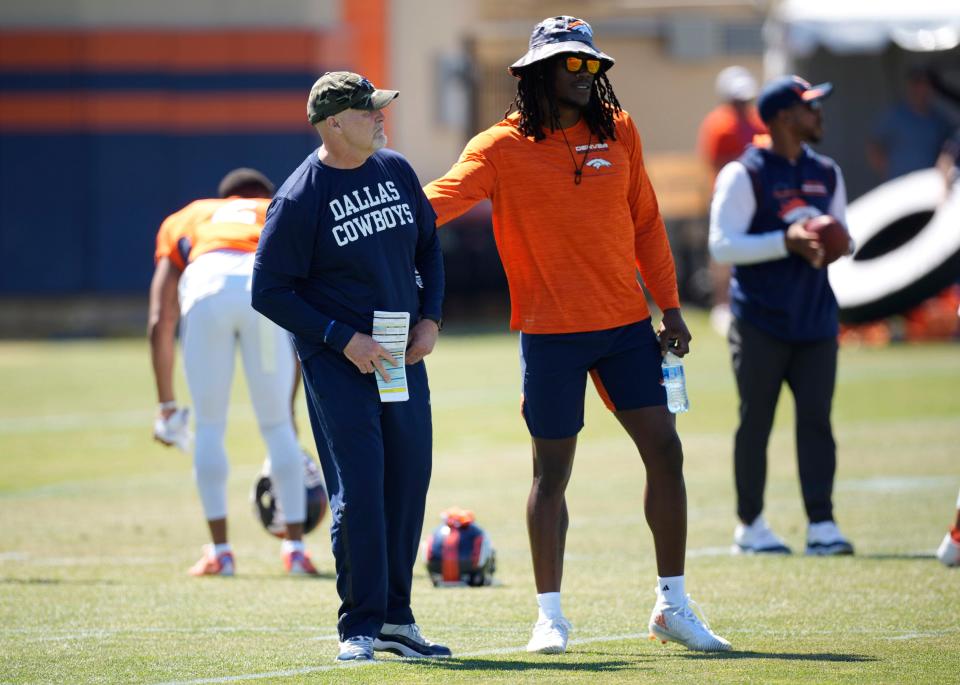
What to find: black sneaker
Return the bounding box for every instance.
[373,623,452,658]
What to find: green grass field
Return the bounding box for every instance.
[1,311,958,684]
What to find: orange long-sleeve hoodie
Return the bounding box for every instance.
[424,111,679,334]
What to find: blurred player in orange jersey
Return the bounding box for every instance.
[426,16,730,655]
[698,66,766,336]
[148,168,318,577]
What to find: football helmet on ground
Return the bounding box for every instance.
[252,450,328,538]
[422,508,496,587]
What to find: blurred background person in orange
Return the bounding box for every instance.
[699,66,766,178]
[698,66,766,336]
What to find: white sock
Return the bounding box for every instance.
[213,543,232,556]
[536,592,562,621]
[282,539,305,553]
[657,575,685,607]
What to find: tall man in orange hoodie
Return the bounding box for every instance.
[425,16,731,655]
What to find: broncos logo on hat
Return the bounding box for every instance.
[566,18,592,36]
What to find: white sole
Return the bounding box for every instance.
[649,624,731,652]
[372,639,451,658]
[288,567,316,576]
[804,545,854,556]
[731,544,791,555]
[526,643,566,654]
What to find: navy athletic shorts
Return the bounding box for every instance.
[519,318,666,439]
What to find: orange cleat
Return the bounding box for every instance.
[188,545,235,577]
[283,549,319,576]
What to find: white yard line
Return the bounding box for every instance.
[0,409,150,434]
[836,475,956,493]
[883,630,958,641]
[0,405,258,436]
[685,546,733,558]
[0,386,535,436]
[147,632,650,685]
[0,555,174,566]
[0,545,940,567]
[144,624,960,684]
[2,628,340,643]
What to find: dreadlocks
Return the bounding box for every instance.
[507,57,622,142]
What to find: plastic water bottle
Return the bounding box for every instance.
[661,352,689,414]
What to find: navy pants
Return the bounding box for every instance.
[301,348,432,640]
[728,317,838,525]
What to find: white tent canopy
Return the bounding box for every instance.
[768,0,960,57]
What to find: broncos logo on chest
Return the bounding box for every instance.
[585,158,613,170]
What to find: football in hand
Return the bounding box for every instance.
[803,215,850,266]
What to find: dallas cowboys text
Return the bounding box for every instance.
[329,181,414,247]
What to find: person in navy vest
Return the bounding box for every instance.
[251,72,449,662]
[708,75,855,557]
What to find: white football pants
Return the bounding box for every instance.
[180,251,304,524]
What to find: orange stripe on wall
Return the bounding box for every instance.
[341,0,389,140]
[0,92,309,132]
[0,31,327,71]
[342,0,388,89]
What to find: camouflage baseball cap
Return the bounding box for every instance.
[307,71,399,125]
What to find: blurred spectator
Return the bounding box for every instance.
[844,70,960,347]
[698,66,767,335]
[928,70,960,193]
[932,69,960,193]
[698,66,767,178]
[866,67,954,182]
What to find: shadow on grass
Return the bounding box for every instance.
[227,571,337,581]
[858,553,934,561]
[0,577,119,585]
[573,647,875,664]
[679,651,877,663]
[397,658,639,673]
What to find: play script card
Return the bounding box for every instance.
[372,310,409,402]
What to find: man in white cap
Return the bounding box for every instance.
[699,66,766,178]
[698,66,767,336]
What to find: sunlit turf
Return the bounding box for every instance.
[1,310,958,684]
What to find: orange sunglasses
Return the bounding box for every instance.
[564,56,601,75]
